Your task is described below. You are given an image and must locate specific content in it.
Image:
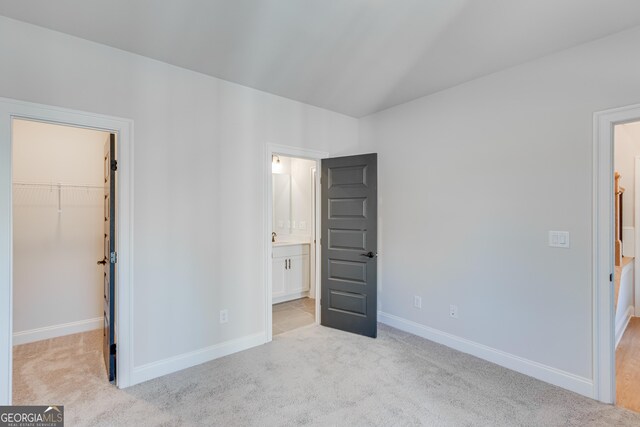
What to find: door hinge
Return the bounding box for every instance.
[110,251,118,264]
[610,273,613,282]
[110,343,116,355]
[111,159,118,171]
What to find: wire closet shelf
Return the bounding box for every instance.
[12,181,104,213]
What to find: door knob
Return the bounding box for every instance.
[360,252,375,258]
[97,258,107,265]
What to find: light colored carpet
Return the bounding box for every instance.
[13,324,640,426]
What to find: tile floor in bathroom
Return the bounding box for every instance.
[272,297,315,335]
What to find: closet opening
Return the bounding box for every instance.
[11,118,117,403]
[270,153,320,336]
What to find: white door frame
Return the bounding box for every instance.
[0,97,134,404]
[593,102,640,403]
[634,156,640,317]
[310,166,318,301]
[264,144,328,342]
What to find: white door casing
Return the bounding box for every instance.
[0,97,134,404]
[265,144,328,342]
[634,156,640,317]
[593,102,640,403]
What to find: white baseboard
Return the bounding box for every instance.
[272,291,309,304]
[13,317,102,346]
[378,311,594,398]
[131,332,266,386]
[615,308,634,348]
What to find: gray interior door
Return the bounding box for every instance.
[99,133,116,381]
[321,153,377,338]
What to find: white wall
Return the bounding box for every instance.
[12,120,106,341]
[0,16,360,372]
[359,26,640,390]
[6,11,640,398]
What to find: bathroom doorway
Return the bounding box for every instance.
[271,153,319,336]
[11,118,117,403]
[265,145,327,341]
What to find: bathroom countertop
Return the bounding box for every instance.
[272,241,310,247]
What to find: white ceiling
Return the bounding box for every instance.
[1,0,640,117]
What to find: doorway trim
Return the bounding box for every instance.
[310,166,318,310]
[264,144,328,342]
[634,156,640,318]
[593,102,640,403]
[0,97,134,404]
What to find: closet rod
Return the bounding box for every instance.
[12,181,103,190]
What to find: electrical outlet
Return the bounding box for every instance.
[219,309,229,324]
[414,296,422,309]
[449,305,458,319]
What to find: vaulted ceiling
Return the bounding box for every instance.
[2,0,640,117]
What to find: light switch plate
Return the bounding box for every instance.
[549,231,570,248]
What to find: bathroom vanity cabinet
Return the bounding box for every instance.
[272,243,310,304]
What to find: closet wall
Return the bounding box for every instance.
[12,119,107,344]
